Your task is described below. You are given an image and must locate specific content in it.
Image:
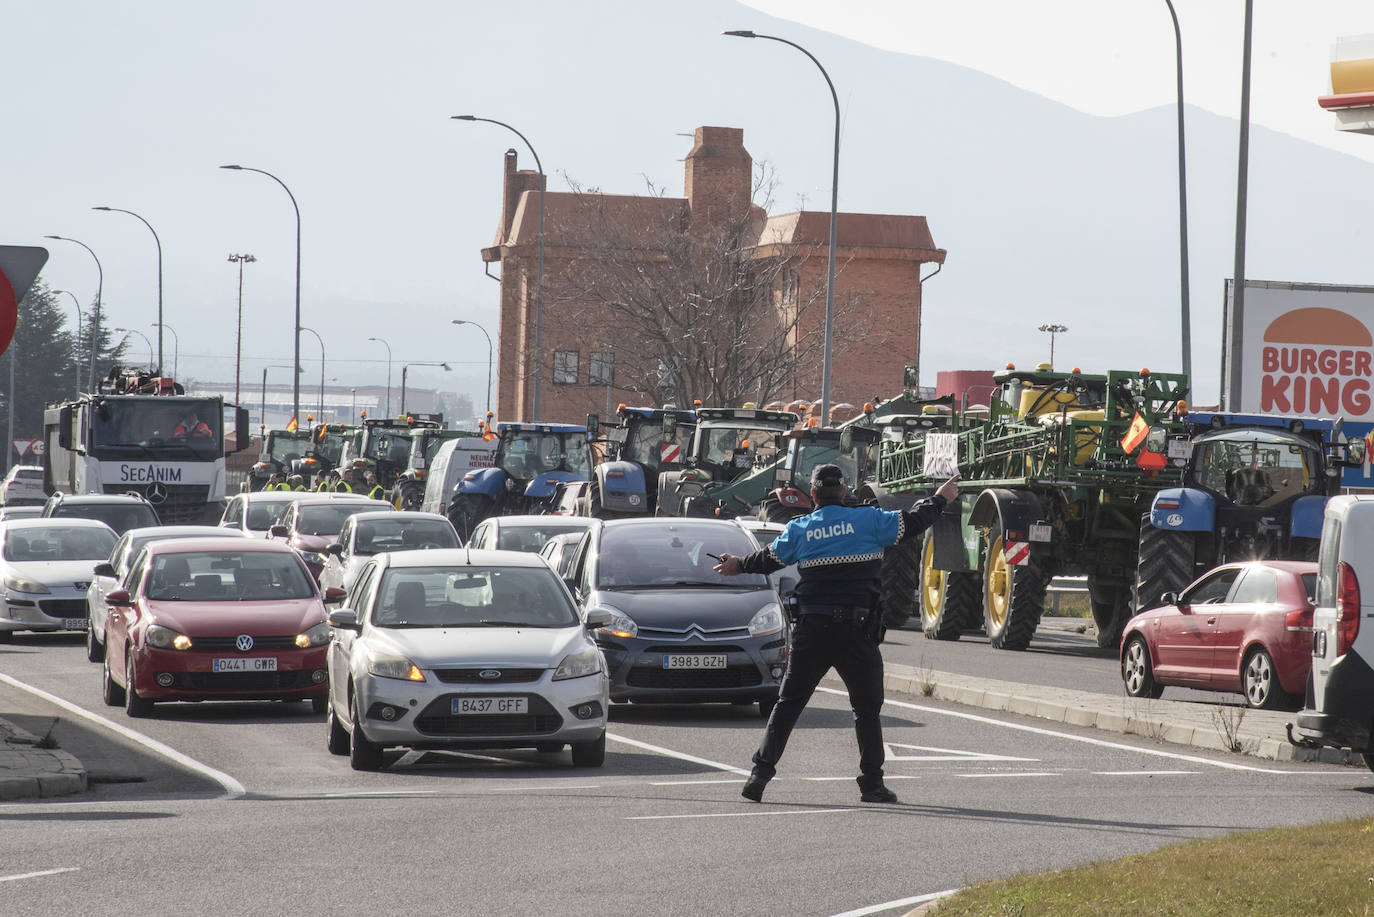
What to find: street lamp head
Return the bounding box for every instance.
[451,115,477,121]
[451,319,466,325]
[723,29,758,37]
[219,164,243,170]
[43,234,64,241]
[91,206,112,212]
[441,362,451,371]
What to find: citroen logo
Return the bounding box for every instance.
[235,634,255,652]
[478,669,501,680]
[73,581,90,591]
[146,482,169,504]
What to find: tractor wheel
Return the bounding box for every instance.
[655,472,681,517]
[879,540,920,630]
[920,530,979,640]
[981,532,1046,650]
[1132,515,1196,615]
[447,494,490,542]
[586,478,628,520]
[1088,576,1131,650]
[398,482,425,511]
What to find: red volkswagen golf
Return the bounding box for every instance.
[101,538,343,717]
[1120,560,1317,710]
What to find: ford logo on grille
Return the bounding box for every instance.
[235,634,255,652]
[478,669,502,680]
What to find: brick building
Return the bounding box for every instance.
[481,126,946,422]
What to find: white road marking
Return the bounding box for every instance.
[885,742,1037,762]
[0,867,80,884]
[628,808,858,821]
[955,772,1060,779]
[820,687,1294,774]
[0,672,245,800]
[489,784,602,792]
[1094,770,1197,776]
[607,732,750,775]
[649,778,741,786]
[827,888,960,917]
[803,775,920,782]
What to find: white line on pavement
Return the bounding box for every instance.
[607,732,751,775]
[649,778,741,786]
[628,807,858,821]
[827,888,960,917]
[821,687,1294,774]
[0,672,246,800]
[955,772,1061,778]
[1094,770,1197,776]
[0,867,80,884]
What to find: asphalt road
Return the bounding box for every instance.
[3,633,1372,917]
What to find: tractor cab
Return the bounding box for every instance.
[250,428,314,490]
[657,406,798,517]
[580,405,696,517]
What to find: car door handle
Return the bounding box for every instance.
[1206,617,1217,625]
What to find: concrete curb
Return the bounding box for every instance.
[0,716,88,801]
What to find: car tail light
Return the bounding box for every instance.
[1285,607,1313,633]
[1337,561,1361,657]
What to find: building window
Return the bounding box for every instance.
[657,355,682,395]
[589,352,614,386]
[553,350,579,385]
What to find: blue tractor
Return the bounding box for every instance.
[580,406,696,518]
[446,422,591,537]
[1132,412,1367,613]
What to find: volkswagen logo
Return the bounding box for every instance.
[146,482,169,504]
[235,634,255,652]
[478,669,502,680]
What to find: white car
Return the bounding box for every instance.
[218,491,322,539]
[324,549,612,771]
[85,524,250,663]
[736,518,800,597]
[0,465,45,506]
[0,519,117,642]
[319,510,460,595]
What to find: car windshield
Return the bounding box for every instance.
[297,503,377,536]
[497,522,590,553]
[89,397,223,456]
[1193,430,1318,507]
[146,550,314,601]
[500,431,590,479]
[371,565,577,628]
[3,526,116,562]
[598,522,768,589]
[246,499,293,531]
[354,518,458,555]
[53,503,159,535]
[268,432,312,462]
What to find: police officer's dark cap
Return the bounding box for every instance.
[810,463,846,487]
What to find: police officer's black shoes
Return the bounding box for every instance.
[741,771,769,802]
[859,783,898,803]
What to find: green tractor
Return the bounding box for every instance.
[392,426,485,510]
[248,428,314,491]
[654,406,799,517]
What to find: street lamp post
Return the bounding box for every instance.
[451,319,493,418]
[452,115,544,421]
[152,322,178,380]
[115,327,154,371]
[220,165,302,425]
[724,29,841,422]
[1038,323,1068,367]
[52,289,83,391]
[44,235,102,391]
[227,254,256,407]
[93,206,163,371]
[368,336,392,416]
[1163,0,1192,381]
[400,362,451,417]
[260,364,298,433]
[300,326,325,421]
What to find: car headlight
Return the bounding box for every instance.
[748,604,785,637]
[367,652,426,682]
[295,621,332,648]
[596,608,637,639]
[299,551,325,565]
[553,646,603,681]
[4,576,51,595]
[146,625,193,650]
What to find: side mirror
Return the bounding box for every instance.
[92,562,116,578]
[1347,438,1367,466]
[840,430,854,453]
[1144,426,1168,453]
[586,413,600,442]
[322,586,347,605]
[105,589,132,606]
[584,609,612,630]
[325,543,344,557]
[58,406,73,450]
[269,524,289,538]
[235,407,251,452]
[663,414,678,444]
[327,609,360,630]
[1160,591,1180,607]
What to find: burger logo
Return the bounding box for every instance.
[1259,307,1372,416]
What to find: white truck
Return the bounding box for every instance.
[42,368,250,525]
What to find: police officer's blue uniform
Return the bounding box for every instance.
[728,464,949,803]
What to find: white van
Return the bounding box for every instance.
[421,436,498,518]
[1291,494,1374,771]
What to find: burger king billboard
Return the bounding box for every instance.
[1224,279,1374,422]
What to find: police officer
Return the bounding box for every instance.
[365,471,386,501]
[714,463,959,804]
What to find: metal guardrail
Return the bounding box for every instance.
[1046,575,1089,615]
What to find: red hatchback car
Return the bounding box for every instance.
[1120,560,1316,709]
[267,495,390,580]
[101,538,343,717]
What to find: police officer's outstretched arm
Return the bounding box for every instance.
[892,473,960,545]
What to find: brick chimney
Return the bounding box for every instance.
[684,126,752,228]
[499,149,544,244]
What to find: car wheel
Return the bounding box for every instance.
[102,649,125,706]
[570,731,606,767]
[1121,635,1165,700]
[348,691,384,771]
[1242,646,1287,710]
[535,742,565,754]
[124,653,154,717]
[326,700,349,756]
[86,623,105,663]
[310,695,328,715]
[758,696,776,718]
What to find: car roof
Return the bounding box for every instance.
[126,525,250,539]
[48,493,151,504]
[494,515,594,527]
[0,517,116,533]
[350,510,450,523]
[378,548,551,569]
[143,537,300,556]
[292,495,391,507]
[600,516,748,530]
[239,491,317,503]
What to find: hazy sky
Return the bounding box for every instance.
[5,1,1373,414]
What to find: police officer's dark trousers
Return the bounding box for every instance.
[751,607,886,789]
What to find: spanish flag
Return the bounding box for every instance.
[1120,412,1149,454]
[286,416,299,432]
